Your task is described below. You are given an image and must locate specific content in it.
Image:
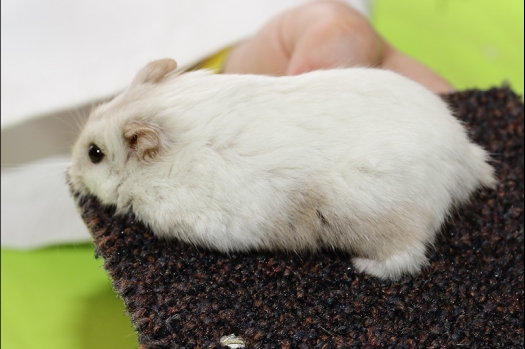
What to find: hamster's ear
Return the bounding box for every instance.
[123,122,162,161]
[131,58,178,86]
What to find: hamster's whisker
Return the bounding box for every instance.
[1,162,70,169]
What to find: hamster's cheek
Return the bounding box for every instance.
[67,162,90,196]
[82,172,120,206]
[68,174,88,198]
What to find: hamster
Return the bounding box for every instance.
[68,58,495,279]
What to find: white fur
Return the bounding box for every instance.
[69,61,495,279]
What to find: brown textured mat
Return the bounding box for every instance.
[76,88,524,349]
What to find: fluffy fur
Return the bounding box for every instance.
[68,59,495,279]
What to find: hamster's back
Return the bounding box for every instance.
[160,68,478,185]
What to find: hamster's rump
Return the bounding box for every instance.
[68,59,495,279]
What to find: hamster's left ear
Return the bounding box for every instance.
[131,58,178,86]
[123,122,163,161]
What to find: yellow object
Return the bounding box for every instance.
[198,46,233,73]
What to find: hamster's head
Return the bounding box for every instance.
[67,58,179,210]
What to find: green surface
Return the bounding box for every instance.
[1,245,138,349]
[2,2,523,348]
[372,0,524,96]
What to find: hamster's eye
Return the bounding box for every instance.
[88,144,105,164]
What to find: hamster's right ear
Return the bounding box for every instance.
[131,58,178,86]
[123,121,164,161]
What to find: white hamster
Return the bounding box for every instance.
[68,58,495,279]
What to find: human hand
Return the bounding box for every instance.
[223,0,454,94]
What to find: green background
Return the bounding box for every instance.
[373,0,523,96]
[2,1,523,348]
[1,245,138,348]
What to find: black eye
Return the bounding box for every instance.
[88,144,105,164]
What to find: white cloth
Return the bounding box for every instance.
[1,0,372,249]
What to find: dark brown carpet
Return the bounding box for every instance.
[76,88,524,349]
